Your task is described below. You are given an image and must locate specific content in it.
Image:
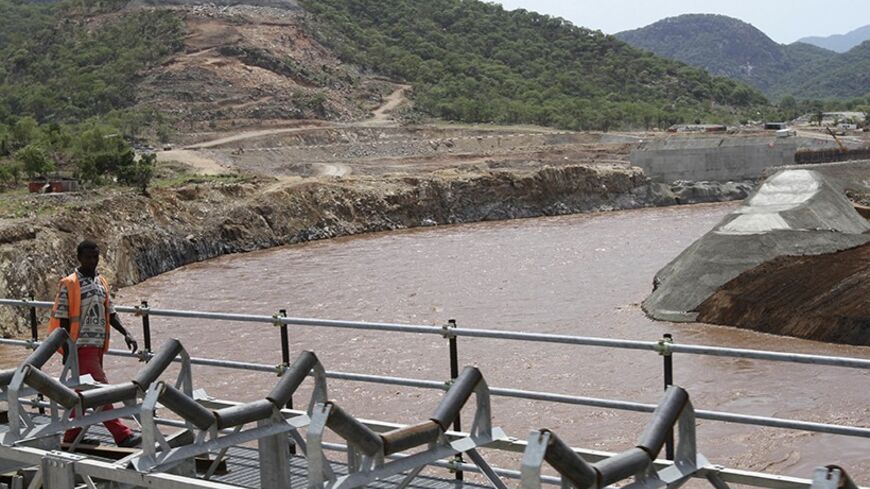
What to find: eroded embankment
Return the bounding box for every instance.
[0,165,748,336]
[697,243,870,346]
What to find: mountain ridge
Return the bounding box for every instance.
[799,24,870,53]
[616,14,870,100]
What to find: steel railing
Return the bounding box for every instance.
[1,298,869,445]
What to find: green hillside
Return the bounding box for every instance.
[299,0,766,130]
[784,41,870,99]
[0,0,184,187]
[616,14,870,101]
[0,1,184,126]
[617,14,789,94]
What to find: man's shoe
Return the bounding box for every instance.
[118,434,142,448]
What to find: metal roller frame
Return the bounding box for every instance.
[130,351,328,488]
[133,338,185,390]
[811,466,859,489]
[307,366,509,489]
[2,333,81,448]
[24,328,71,370]
[2,338,192,454]
[65,338,194,451]
[521,385,708,489]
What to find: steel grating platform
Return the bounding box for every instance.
[63,426,491,489]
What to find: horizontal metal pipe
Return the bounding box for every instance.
[430,366,482,430]
[133,338,183,390]
[108,307,870,370]
[267,351,318,408]
[79,382,139,410]
[110,349,870,439]
[23,365,79,408]
[669,344,870,370]
[214,399,274,429]
[0,299,53,308]
[542,430,597,489]
[158,383,216,431]
[637,386,688,458]
[2,301,869,370]
[381,420,442,455]
[1,339,868,439]
[593,447,651,486]
[325,402,383,456]
[26,328,69,369]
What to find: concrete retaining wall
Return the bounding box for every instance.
[631,136,796,183]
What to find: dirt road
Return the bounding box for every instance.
[182,84,410,151]
[156,149,230,175]
[364,84,410,126]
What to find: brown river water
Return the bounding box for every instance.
[3,203,868,482]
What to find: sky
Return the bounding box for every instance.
[492,1,870,44]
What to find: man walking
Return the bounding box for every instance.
[48,239,142,448]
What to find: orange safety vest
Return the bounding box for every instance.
[48,272,112,352]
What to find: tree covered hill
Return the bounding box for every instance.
[784,41,870,99]
[0,0,185,127]
[1,0,766,138]
[616,14,870,100]
[617,14,789,93]
[298,0,766,130]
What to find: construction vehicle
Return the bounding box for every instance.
[825,126,848,153]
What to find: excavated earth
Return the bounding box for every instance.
[697,241,870,345]
[644,162,870,344]
[134,2,390,132]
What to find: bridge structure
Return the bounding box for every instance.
[0,298,867,489]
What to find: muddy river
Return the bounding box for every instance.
[4,203,869,481]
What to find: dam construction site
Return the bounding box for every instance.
[0,118,867,489]
[0,1,869,489]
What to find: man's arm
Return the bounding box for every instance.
[110,314,138,353]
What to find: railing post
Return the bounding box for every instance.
[28,293,38,342]
[277,309,295,455]
[661,333,674,461]
[29,293,45,415]
[140,301,152,356]
[446,318,463,481]
[277,309,292,408]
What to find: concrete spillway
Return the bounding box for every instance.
[643,169,870,322]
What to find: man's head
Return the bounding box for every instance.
[76,240,100,276]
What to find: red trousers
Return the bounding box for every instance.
[64,346,133,444]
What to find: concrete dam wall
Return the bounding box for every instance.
[631,136,796,183]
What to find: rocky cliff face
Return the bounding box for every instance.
[0,165,748,336]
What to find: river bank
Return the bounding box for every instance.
[0,164,750,336]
